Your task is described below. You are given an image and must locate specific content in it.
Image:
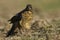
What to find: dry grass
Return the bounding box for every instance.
[0,0,60,40]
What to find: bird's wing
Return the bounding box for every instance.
[8,8,26,24]
[8,13,22,24]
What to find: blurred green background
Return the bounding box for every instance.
[0,0,60,18]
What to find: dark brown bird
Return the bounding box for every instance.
[6,4,33,37]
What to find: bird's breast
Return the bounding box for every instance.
[20,11,33,29]
[22,11,33,21]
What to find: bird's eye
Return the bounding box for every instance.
[29,7,32,10]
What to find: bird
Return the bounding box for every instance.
[6,4,33,37]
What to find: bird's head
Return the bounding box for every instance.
[26,4,32,11]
